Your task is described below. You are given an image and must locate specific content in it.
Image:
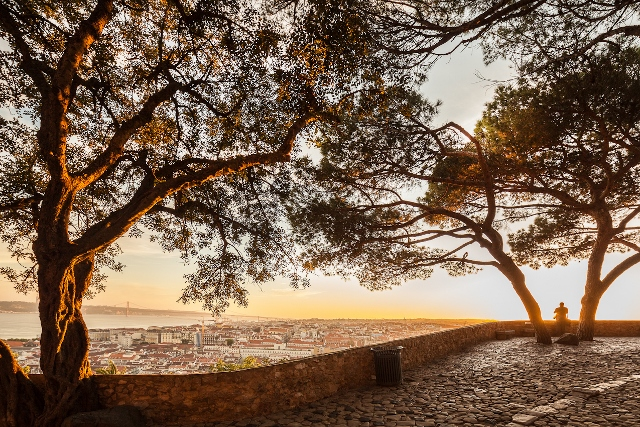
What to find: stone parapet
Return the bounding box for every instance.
[92,322,498,426]
[497,320,640,337]
[28,320,640,426]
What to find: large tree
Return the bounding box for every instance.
[476,46,640,340]
[365,0,640,340]
[288,84,553,344]
[0,0,402,425]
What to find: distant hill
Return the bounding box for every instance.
[0,301,38,313]
[83,304,207,317]
[0,301,206,317]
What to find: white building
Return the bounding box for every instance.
[203,345,239,356]
[239,344,314,361]
[142,332,160,344]
[118,334,133,348]
[160,331,182,344]
[88,330,110,342]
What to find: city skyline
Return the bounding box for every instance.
[7,318,466,375]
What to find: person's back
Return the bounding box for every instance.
[554,303,568,321]
[554,302,569,334]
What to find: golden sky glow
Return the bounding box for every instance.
[2,233,639,320]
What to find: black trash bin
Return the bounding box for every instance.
[371,346,403,386]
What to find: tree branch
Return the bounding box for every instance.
[52,0,114,110]
[72,82,181,189]
[0,195,44,213]
[0,2,50,94]
[376,0,545,55]
[601,252,640,289]
[72,112,320,255]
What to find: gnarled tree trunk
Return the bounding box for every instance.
[1,254,105,427]
[577,250,640,341]
[35,254,100,427]
[577,221,612,342]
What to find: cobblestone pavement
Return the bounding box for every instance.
[212,338,640,427]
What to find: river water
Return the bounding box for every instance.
[0,312,209,339]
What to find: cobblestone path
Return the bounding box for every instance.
[212,338,640,427]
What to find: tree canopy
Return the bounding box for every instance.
[366,0,640,70]
[0,0,401,315]
[480,0,640,72]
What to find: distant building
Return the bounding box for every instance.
[160,331,182,344]
[180,331,193,343]
[88,329,110,342]
[142,331,160,344]
[202,344,237,354]
[118,334,133,348]
[202,333,218,345]
[239,342,316,361]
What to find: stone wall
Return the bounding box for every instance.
[29,320,640,426]
[92,322,498,426]
[497,320,640,337]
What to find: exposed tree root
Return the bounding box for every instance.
[0,340,44,427]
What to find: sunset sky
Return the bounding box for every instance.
[2,46,639,321]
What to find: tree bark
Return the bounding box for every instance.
[493,254,552,344]
[35,255,100,427]
[577,284,605,341]
[576,216,613,342]
[0,341,44,427]
[577,251,640,341]
[509,276,552,344]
